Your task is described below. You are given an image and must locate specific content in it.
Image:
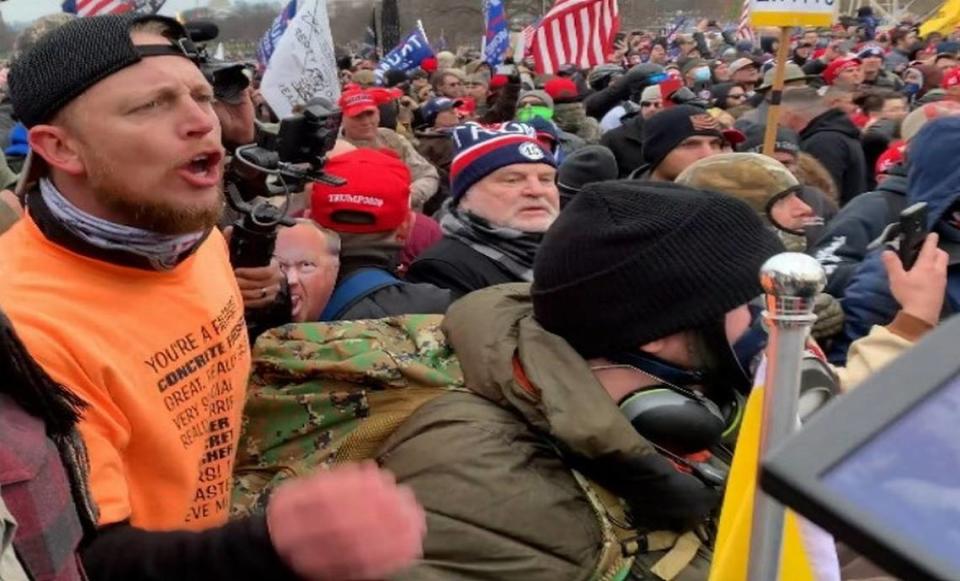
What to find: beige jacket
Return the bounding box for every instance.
[345,128,440,211]
[836,312,932,391]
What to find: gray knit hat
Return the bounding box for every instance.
[557,145,619,208]
[519,89,555,110]
[9,14,196,128]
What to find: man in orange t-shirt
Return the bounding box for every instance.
[0,14,423,581]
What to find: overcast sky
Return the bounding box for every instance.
[1,0,226,24]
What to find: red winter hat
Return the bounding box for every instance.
[544,77,579,103]
[420,57,438,73]
[311,149,412,234]
[822,57,861,85]
[942,67,960,90]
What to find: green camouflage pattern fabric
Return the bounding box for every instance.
[231,314,464,517]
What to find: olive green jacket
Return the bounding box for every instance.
[379,284,714,581]
[554,102,602,145]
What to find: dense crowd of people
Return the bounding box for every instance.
[0,5,956,581]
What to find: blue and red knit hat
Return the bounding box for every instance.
[450,121,556,203]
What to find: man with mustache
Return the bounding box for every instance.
[407,122,560,298]
[0,14,423,581]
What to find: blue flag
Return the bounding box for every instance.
[257,0,298,70]
[483,0,510,67]
[376,22,434,78]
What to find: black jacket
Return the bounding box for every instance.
[406,237,521,299]
[481,78,521,125]
[800,109,868,206]
[802,59,828,77]
[600,114,645,178]
[339,278,453,320]
[584,78,633,121]
[860,119,897,191]
[584,64,664,121]
[809,163,908,297]
[327,258,453,320]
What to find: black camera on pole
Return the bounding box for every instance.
[185,21,345,335]
[228,99,345,268]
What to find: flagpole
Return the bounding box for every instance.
[747,253,825,581]
[481,0,488,56]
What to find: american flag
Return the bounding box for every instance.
[520,20,539,58]
[63,0,135,17]
[529,0,620,75]
[737,0,755,43]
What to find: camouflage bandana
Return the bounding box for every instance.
[232,315,465,517]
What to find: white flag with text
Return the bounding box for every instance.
[260,0,340,120]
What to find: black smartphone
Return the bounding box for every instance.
[898,202,928,271]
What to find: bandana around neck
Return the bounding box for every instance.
[441,205,543,282]
[39,178,207,271]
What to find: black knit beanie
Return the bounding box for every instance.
[532,180,785,359]
[9,14,194,128]
[640,105,724,170]
[557,145,619,208]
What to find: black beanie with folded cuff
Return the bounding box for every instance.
[640,105,725,171]
[532,180,785,359]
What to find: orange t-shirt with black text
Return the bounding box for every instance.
[0,216,250,531]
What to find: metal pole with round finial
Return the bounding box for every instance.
[748,253,826,581]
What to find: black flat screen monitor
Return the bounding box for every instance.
[762,315,960,581]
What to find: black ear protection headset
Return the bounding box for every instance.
[608,308,840,476]
[611,314,840,488]
[613,354,744,456]
[611,318,749,464]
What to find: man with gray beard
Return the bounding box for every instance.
[407,122,560,298]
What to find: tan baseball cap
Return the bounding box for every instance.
[729,57,757,76]
[675,152,800,221]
